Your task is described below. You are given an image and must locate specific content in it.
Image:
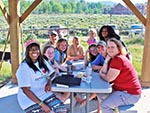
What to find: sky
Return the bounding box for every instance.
[85,0,147,4]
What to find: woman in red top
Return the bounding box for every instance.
[97,38,142,113]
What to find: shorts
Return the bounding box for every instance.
[24,94,67,113]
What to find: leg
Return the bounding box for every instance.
[54,92,70,103]
[98,91,141,113]
[74,93,84,103]
[82,93,97,106]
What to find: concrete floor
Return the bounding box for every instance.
[0,82,150,113]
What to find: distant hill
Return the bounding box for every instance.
[61,0,117,6]
[100,1,118,6]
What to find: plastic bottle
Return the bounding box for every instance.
[86,63,92,77]
[67,61,72,75]
[85,63,92,83]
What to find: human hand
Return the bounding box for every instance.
[45,81,51,92]
[105,55,111,62]
[41,103,51,113]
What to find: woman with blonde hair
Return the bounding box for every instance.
[87,28,98,45]
[54,38,68,64]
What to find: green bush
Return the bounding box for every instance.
[0,62,11,83]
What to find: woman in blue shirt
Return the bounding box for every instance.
[54,38,68,64]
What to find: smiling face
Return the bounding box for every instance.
[59,41,68,52]
[73,38,79,46]
[101,28,108,40]
[89,46,97,56]
[97,44,107,56]
[28,45,40,62]
[44,47,55,61]
[49,34,58,45]
[107,41,120,58]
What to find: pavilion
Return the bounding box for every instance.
[0,0,150,87]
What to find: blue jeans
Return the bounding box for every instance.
[97,91,141,113]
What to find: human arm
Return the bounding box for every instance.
[67,46,85,61]
[91,54,104,71]
[54,60,67,72]
[22,87,50,113]
[84,49,89,66]
[92,65,102,71]
[45,79,52,92]
[100,55,120,82]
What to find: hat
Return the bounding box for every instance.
[25,39,39,48]
[97,40,106,47]
[49,30,58,36]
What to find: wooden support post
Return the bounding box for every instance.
[140,0,150,87]
[8,0,21,83]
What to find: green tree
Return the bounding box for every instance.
[52,2,63,13]
[69,0,76,13]
[76,2,82,13]
[20,0,32,14]
[63,2,72,13]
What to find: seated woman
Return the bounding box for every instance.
[91,40,107,71]
[54,38,68,65]
[16,39,67,113]
[82,44,101,113]
[43,45,67,74]
[43,45,70,103]
[98,38,141,113]
[67,36,85,61]
[84,44,98,66]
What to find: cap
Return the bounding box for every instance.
[49,30,58,36]
[97,40,106,47]
[25,39,39,48]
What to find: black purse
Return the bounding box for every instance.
[52,75,81,86]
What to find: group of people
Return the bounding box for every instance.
[16,25,142,113]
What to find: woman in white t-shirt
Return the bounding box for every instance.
[16,39,67,113]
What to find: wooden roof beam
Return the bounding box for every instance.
[123,0,146,26]
[20,0,42,23]
[0,0,10,24]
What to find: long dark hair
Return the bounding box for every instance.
[88,44,98,62]
[98,25,120,41]
[98,25,130,58]
[24,43,49,72]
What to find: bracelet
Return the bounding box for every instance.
[39,101,43,106]
[104,61,108,65]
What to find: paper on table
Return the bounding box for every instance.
[56,84,69,88]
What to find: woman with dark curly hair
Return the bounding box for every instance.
[98,25,132,61]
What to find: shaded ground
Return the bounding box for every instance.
[0,81,150,113]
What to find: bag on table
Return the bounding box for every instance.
[52,75,81,86]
